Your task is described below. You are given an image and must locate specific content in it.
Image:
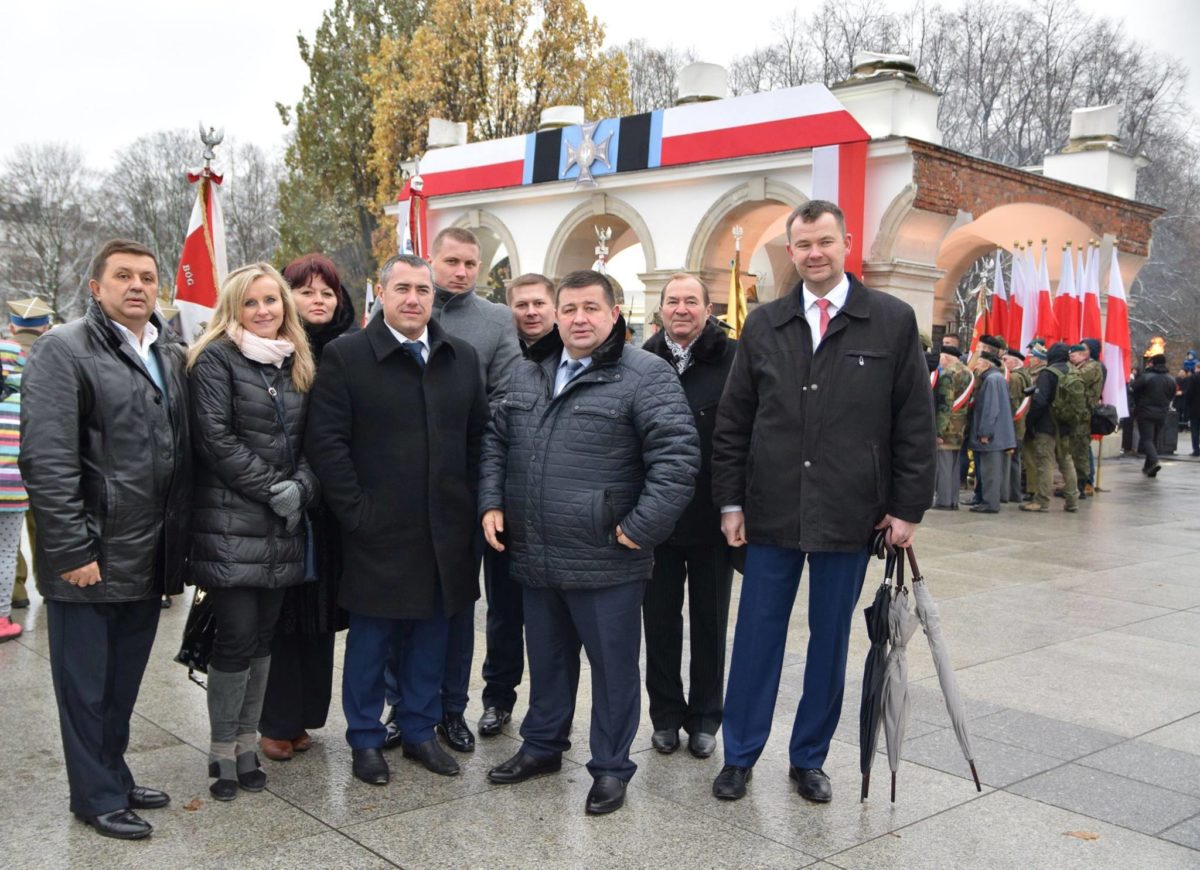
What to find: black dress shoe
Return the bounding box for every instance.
[437,712,475,752]
[382,706,403,751]
[209,777,238,801]
[487,751,562,784]
[712,764,751,800]
[789,766,832,802]
[478,707,511,736]
[352,747,390,785]
[402,738,460,776]
[688,732,717,759]
[968,505,999,513]
[78,808,153,840]
[10,596,29,609]
[238,764,267,792]
[651,728,680,754]
[585,775,626,815]
[127,786,170,809]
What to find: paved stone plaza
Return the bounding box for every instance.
[3,453,1200,868]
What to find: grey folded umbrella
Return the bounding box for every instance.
[882,583,920,801]
[906,547,982,791]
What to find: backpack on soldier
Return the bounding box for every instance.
[1047,365,1090,428]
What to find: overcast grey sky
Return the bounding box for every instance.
[2,0,1196,169]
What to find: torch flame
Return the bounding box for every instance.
[1144,336,1167,358]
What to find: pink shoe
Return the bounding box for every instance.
[0,615,22,642]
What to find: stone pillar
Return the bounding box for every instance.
[860,259,943,334]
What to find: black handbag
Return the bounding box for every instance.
[174,587,215,687]
[1091,403,1119,436]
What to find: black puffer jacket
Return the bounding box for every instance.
[1132,363,1177,422]
[478,317,701,590]
[189,337,318,589]
[20,303,192,602]
[643,321,735,546]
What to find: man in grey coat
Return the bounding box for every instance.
[479,270,700,815]
[384,227,522,754]
[967,344,1017,513]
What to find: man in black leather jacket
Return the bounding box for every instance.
[20,239,192,840]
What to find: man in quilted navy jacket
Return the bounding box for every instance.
[479,270,700,815]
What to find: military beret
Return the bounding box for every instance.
[980,334,1006,351]
[1004,348,1025,362]
[939,344,961,358]
[1068,343,1087,353]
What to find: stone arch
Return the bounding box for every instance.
[543,193,657,281]
[684,178,808,304]
[933,203,1099,325]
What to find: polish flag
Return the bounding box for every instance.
[1018,245,1040,352]
[1034,243,1060,346]
[1053,245,1081,345]
[1101,248,1131,418]
[175,170,227,343]
[1007,244,1025,350]
[1081,244,1102,340]
[991,251,1009,349]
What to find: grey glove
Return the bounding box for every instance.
[283,509,302,534]
[268,480,303,519]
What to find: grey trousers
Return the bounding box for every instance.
[1006,447,1023,502]
[976,450,1006,511]
[934,449,960,507]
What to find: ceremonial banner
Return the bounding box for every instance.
[991,251,1009,348]
[1018,246,1040,352]
[1034,243,1059,346]
[1054,245,1080,345]
[1081,244,1102,340]
[722,249,748,338]
[1101,248,1131,418]
[175,171,227,343]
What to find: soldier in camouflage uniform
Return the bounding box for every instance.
[1003,348,1033,502]
[1071,340,1105,497]
[933,344,973,509]
[1023,341,1048,499]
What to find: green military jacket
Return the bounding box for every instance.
[936,359,973,449]
[1007,365,1033,441]
[1078,359,1104,407]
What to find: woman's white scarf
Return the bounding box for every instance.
[227,325,295,368]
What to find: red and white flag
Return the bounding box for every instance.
[1053,245,1081,345]
[1081,244,1102,341]
[1007,245,1025,350]
[1019,246,1040,352]
[1102,248,1131,418]
[1034,243,1060,346]
[175,170,227,343]
[991,251,1009,348]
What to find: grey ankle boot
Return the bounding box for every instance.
[234,656,272,791]
[207,667,249,800]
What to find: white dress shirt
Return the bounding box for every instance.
[111,318,159,363]
[386,322,429,363]
[801,274,850,352]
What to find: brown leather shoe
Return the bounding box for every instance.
[260,737,294,761]
[1019,502,1044,512]
[291,732,312,752]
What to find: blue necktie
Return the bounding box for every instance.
[403,340,426,370]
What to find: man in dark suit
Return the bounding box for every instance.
[478,270,700,814]
[711,200,935,803]
[641,274,736,759]
[305,254,487,785]
[21,239,193,839]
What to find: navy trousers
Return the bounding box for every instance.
[46,598,160,817]
[520,579,645,781]
[343,604,449,749]
[722,544,870,769]
[481,547,524,712]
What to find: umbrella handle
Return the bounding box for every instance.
[905,545,924,582]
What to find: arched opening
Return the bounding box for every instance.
[686,180,808,314]
[452,210,520,304]
[544,196,656,343]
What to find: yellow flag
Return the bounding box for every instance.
[722,249,748,338]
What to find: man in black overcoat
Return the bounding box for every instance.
[711,201,935,804]
[305,254,487,785]
[641,274,735,759]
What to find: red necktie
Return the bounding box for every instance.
[816,298,832,339]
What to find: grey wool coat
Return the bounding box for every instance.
[968,365,1017,452]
